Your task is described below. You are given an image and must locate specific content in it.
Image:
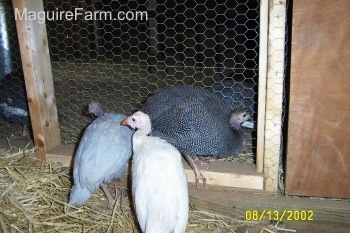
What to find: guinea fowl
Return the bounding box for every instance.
[0,71,30,138]
[69,101,133,208]
[140,85,251,188]
[122,111,189,233]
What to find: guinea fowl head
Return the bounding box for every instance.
[87,101,104,117]
[229,108,251,130]
[121,111,152,136]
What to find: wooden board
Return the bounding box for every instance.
[286,0,350,198]
[256,0,268,173]
[187,184,350,233]
[262,0,286,192]
[13,0,61,160]
[113,178,350,233]
[46,145,264,190]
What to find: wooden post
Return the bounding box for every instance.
[256,0,269,173]
[263,0,286,191]
[12,0,61,160]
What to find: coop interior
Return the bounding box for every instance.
[1,0,350,232]
[2,0,267,188]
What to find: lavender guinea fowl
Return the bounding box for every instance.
[140,85,251,188]
[122,111,189,233]
[68,101,133,207]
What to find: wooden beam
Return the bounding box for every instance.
[46,144,75,166]
[111,178,350,232]
[12,0,61,160]
[47,145,264,190]
[188,184,350,232]
[256,0,269,173]
[184,161,263,190]
[263,0,286,192]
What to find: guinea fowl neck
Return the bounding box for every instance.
[230,121,242,131]
[228,122,245,154]
[134,123,152,138]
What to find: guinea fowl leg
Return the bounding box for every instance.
[12,125,29,140]
[184,154,207,189]
[100,183,115,208]
[22,125,29,137]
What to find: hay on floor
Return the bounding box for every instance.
[0,143,273,233]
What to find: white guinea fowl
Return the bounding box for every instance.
[122,111,189,233]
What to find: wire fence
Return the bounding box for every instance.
[44,0,260,152]
[0,0,27,138]
[0,0,291,192]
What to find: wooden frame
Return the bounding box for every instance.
[260,0,286,192]
[12,0,61,160]
[256,0,269,173]
[9,1,350,229]
[13,0,287,192]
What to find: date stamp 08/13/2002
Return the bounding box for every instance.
[245,210,314,222]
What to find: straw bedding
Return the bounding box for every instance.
[0,142,268,233]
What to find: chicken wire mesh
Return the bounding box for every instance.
[43,0,260,152]
[0,0,28,139]
[0,0,292,192]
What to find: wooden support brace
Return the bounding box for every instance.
[12,0,61,160]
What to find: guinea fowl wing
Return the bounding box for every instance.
[139,85,249,188]
[148,97,229,156]
[70,113,132,208]
[78,114,131,191]
[132,136,188,233]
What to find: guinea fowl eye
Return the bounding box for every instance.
[131,118,136,122]
[243,114,246,117]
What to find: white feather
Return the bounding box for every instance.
[128,112,189,233]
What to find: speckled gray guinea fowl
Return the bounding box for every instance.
[141,85,249,157]
[69,101,133,207]
[140,85,251,187]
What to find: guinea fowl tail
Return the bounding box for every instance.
[68,185,92,206]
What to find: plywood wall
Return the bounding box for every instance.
[286,0,350,198]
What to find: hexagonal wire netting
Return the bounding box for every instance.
[1,1,261,158]
[0,0,28,138]
[44,0,260,154]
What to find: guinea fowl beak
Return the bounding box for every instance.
[121,118,129,126]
